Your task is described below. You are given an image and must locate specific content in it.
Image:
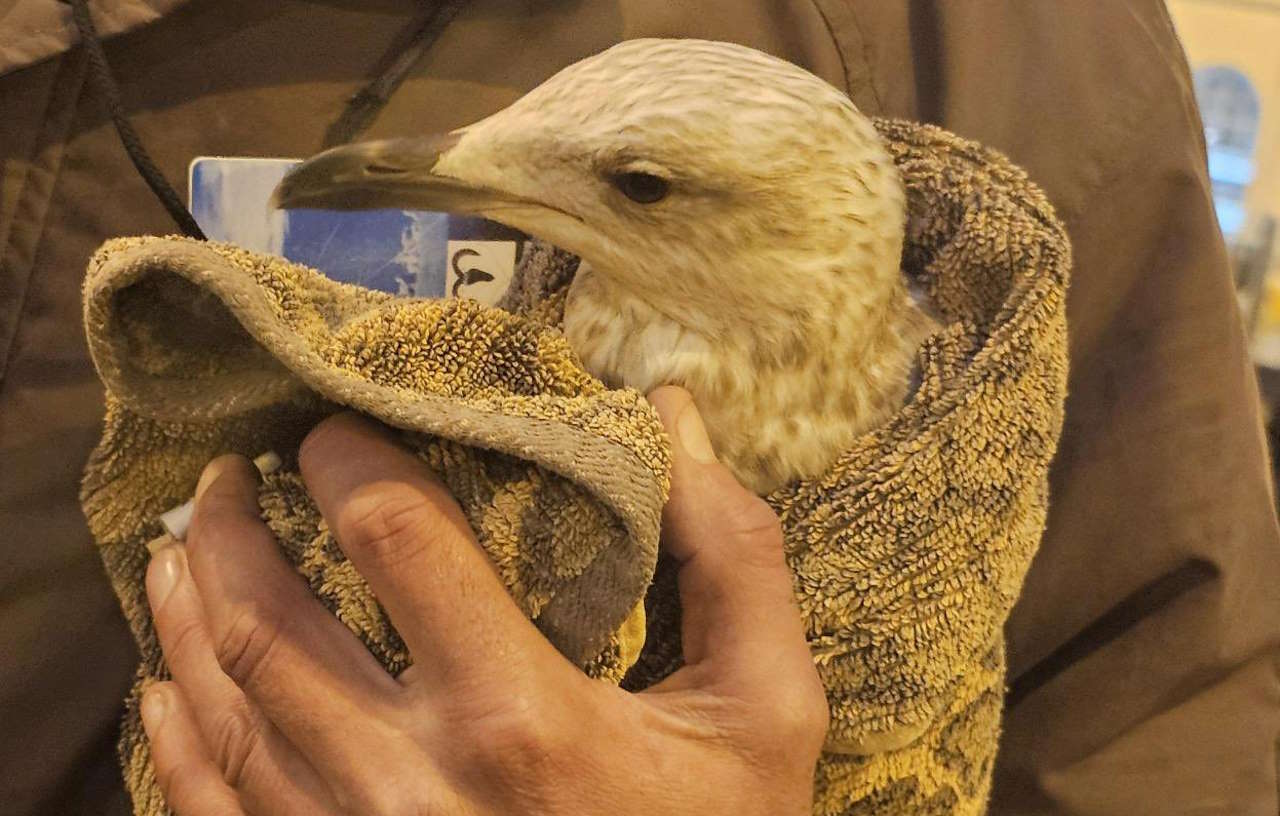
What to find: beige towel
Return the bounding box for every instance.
[81,119,1069,815]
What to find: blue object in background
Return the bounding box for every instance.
[1192,65,1261,243]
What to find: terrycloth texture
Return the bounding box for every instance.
[80,119,1069,816]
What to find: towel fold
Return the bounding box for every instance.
[81,118,1069,815]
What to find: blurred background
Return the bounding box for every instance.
[1168,0,1280,483]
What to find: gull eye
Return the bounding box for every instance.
[611,171,670,204]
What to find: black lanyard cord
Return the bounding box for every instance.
[65,0,207,240]
[323,0,467,149]
[63,0,464,239]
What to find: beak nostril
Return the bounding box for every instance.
[365,163,405,176]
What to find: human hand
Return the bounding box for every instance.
[141,386,828,815]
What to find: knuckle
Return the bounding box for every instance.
[161,612,208,668]
[764,674,830,749]
[338,487,437,569]
[721,494,786,563]
[488,705,550,756]
[453,691,566,781]
[213,604,285,691]
[208,706,264,789]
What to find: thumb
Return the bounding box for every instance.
[646,386,813,679]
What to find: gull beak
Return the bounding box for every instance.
[272,132,592,265]
[271,133,518,214]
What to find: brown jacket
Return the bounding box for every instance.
[2,2,1277,814]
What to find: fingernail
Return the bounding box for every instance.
[194,457,230,502]
[141,686,168,732]
[146,544,186,609]
[146,532,176,555]
[675,402,717,464]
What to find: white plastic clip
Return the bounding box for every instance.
[147,451,283,553]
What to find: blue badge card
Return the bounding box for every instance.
[189,157,527,304]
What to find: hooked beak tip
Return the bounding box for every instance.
[267,184,289,210]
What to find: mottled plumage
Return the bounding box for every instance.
[273,38,936,493]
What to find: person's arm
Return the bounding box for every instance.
[140,387,828,815]
[823,1,1280,810]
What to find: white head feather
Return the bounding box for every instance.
[435,39,906,342]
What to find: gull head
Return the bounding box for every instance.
[273,38,906,336]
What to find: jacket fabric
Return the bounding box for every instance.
[2,2,1277,814]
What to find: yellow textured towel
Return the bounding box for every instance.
[81,119,1069,815]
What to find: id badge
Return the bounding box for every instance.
[189,157,526,304]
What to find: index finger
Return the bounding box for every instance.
[298,413,565,689]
